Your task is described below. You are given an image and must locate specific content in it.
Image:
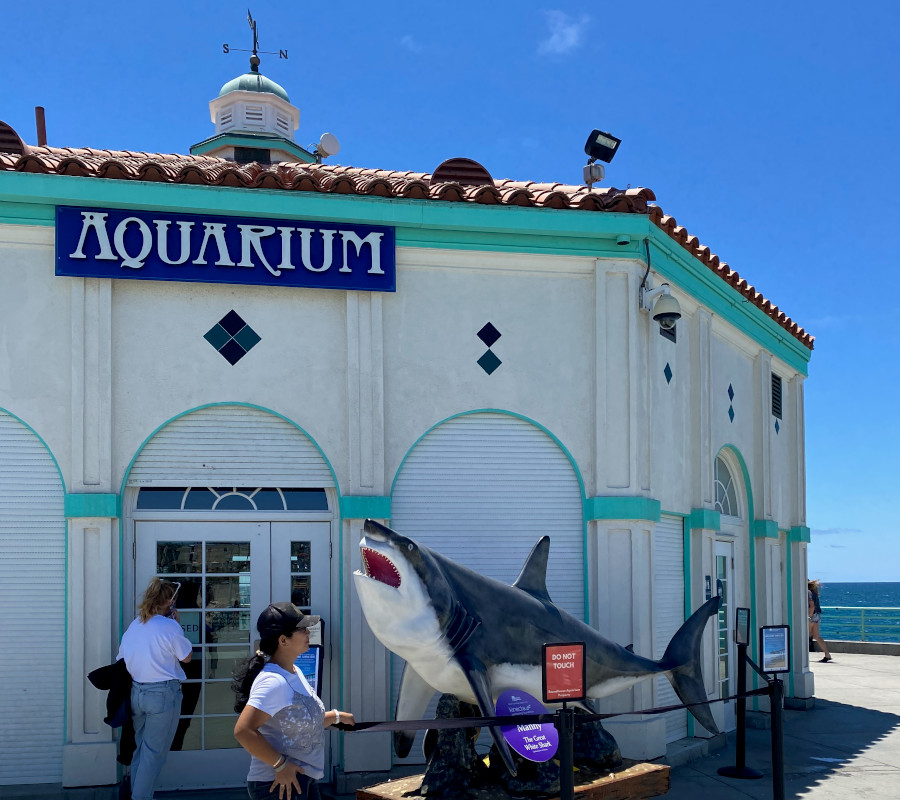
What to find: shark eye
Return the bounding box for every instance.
[407,543,414,551]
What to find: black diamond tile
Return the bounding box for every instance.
[728,405,735,423]
[477,322,501,347]
[477,349,502,375]
[664,363,673,384]
[727,383,734,401]
[219,309,247,336]
[775,420,780,434]
[219,339,248,365]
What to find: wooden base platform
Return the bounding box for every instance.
[356,762,670,800]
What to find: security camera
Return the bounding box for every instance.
[640,282,682,330]
[652,292,681,330]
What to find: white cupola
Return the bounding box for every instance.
[190,54,316,165]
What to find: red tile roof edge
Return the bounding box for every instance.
[0,146,813,351]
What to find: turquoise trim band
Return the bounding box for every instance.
[65,493,119,518]
[584,496,661,522]
[788,525,811,543]
[752,519,780,539]
[340,495,391,520]
[689,508,721,531]
[190,133,317,164]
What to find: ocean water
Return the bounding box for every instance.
[816,582,900,643]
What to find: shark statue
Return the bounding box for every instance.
[353,519,720,775]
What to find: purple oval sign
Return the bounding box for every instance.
[495,689,559,762]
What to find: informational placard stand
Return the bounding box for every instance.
[718,619,789,800]
[718,608,762,780]
[542,642,585,800]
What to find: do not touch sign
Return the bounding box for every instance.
[542,642,586,703]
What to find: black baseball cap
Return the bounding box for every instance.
[257,602,320,639]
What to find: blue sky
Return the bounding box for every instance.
[5,2,898,581]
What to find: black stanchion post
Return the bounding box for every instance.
[555,703,575,800]
[718,642,762,779]
[770,678,785,800]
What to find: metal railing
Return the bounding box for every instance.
[819,606,900,643]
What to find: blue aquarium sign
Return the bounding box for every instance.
[55,206,396,292]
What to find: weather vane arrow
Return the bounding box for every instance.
[223,9,288,60]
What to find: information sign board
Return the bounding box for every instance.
[495,689,558,762]
[542,642,586,703]
[760,625,790,674]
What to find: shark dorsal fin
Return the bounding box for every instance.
[512,536,553,603]
[625,644,635,653]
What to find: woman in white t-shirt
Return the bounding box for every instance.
[117,577,193,800]
[233,602,354,800]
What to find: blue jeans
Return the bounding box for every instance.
[248,775,321,800]
[130,680,182,800]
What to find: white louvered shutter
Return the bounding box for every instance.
[389,412,584,763]
[127,405,334,487]
[652,514,688,742]
[0,412,65,784]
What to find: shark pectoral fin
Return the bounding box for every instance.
[512,536,553,604]
[457,653,518,777]
[394,663,437,759]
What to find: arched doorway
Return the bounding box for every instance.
[122,404,337,791]
[389,411,584,763]
[0,410,65,784]
[714,449,749,730]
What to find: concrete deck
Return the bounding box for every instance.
[7,652,899,800]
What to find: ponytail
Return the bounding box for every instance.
[232,635,279,712]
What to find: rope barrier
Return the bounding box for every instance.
[336,685,771,733]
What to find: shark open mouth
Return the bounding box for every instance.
[361,547,401,588]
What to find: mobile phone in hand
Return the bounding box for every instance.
[166,581,182,618]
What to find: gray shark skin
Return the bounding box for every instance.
[353,519,720,776]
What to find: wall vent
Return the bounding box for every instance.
[220,107,233,127]
[245,106,265,124]
[275,114,290,134]
[0,120,26,155]
[430,157,494,186]
[771,373,783,419]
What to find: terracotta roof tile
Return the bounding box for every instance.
[0,145,812,350]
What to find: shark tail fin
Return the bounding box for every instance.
[660,594,721,735]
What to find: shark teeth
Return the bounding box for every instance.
[361,547,401,588]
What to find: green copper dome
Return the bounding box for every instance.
[218,71,289,102]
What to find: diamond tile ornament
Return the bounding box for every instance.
[477,349,502,375]
[728,405,735,423]
[728,384,734,401]
[775,420,780,434]
[477,322,501,347]
[204,310,260,365]
[664,363,673,384]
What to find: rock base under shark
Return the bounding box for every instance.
[417,696,622,800]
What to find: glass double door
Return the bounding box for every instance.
[134,520,330,791]
[715,540,736,730]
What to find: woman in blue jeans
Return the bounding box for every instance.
[233,602,354,800]
[117,578,192,800]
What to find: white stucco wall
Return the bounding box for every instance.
[0,209,812,783]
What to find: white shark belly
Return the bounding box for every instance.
[587,674,654,699]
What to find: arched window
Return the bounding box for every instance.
[714,456,740,517]
[136,486,328,511]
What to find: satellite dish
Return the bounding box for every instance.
[316,132,341,158]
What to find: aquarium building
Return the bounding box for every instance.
[0,59,815,792]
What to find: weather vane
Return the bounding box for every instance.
[223,10,288,65]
